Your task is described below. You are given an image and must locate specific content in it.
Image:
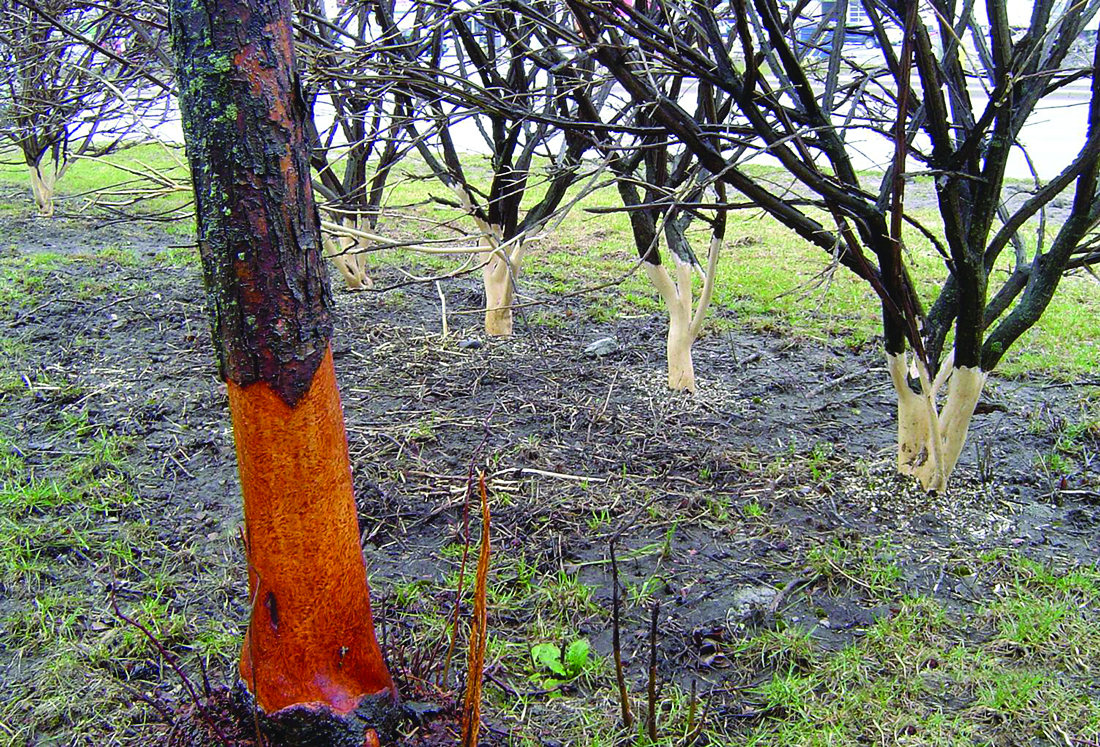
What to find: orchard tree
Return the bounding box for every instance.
[614,142,727,393]
[295,0,409,290]
[598,87,729,392]
[169,0,396,740]
[0,0,169,216]
[473,0,731,389]
[365,0,601,336]
[566,0,1100,489]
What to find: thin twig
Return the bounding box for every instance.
[440,408,495,687]
[647,600,660,743]
[684,679,697,745]
[108,572,231,747]
[610,539,633,729]
[767,574,821,615]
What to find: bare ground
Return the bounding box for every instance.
[1,208,1099,746]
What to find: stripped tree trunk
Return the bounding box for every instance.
[888,353,987,492]
[643,239,721,392]
[27,162,58,217]
[479,232,523,337]
[322,214,374,290]
[169,0,397,737]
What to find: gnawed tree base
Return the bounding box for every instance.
[481,240,519,337]
[322,216,373,290]
[164,682,406,747]
[665,315,696,392]
[229,347,395,713]
[28,164,58,217]
[888,353,987,492]
[643,240,720,393]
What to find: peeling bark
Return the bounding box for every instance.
[171,0,330,407]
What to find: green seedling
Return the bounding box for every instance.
[530,638,591,687]
[587,508,610,531]
[743,500,765,518]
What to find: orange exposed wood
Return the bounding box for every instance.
[229,345,395,715]
[460,473,490,747]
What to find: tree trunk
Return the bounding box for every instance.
[232,348,392,714]
[666,311,696,391]
[888,353,987,492]
[169,0,396,734]
[481,235,516,336]
[28,163,57,217]
[322,214,373,290]
[643,239,721,394]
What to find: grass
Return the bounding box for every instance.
[397,545,1100,746]
[1,147,1099,745]
[2,145,1097,377]
[807,538,905,600]
[0,390,226,745]
[0,144,192,234]
[726,568,1100,746]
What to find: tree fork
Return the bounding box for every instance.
[169,0,397,735]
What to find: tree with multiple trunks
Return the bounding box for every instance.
[563,0,1100,489]
[168,0,397,741]
[0,0,169,216]
[595,87,729,392]
[294,0,407,291]
[361,0,602,336]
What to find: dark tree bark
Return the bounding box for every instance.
[561,0,1100,490]
[169,0,397,738]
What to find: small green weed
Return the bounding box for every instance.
[530,638,591,686]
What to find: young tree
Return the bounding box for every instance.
[566,0,1100,489]
[597,89,728,392]
[169,0,396,738]
[367,0,599,335]
[0,0,169,216]
[295,0,408,290]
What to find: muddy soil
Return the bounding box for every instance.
[1,210,1098,745]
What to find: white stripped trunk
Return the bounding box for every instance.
[29,165,57,217]
[644,238,721,392]
[479,226,522,337]
[482,241,514,336]
[666,310,695,391]
[447,184,523,337]
[321,215,373,290]
[887,352,987,492]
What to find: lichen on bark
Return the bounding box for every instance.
[171,0,332,406]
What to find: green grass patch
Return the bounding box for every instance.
[0,144,193,231]
[725,578,1100,745]
[3,145,1097,377]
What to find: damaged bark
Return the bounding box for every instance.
[169,0,397,734]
